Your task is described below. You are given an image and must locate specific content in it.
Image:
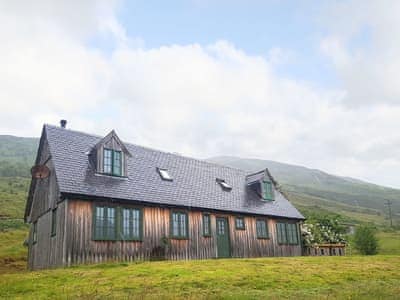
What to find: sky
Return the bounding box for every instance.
[0,0,400,188]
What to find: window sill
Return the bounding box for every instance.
[95,173,128,179]
[235,227,246,231]
[257,237,270,240]
[203,234,211,238]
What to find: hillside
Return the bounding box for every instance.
[0,135,38,177]
[207,156,400,225]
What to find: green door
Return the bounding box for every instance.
[216,217,231,258]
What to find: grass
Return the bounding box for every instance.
[0,256,399,299]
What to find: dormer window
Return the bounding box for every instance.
[157,168,173,181]
[263,180,274,201]
[92,130,131,177]
[103,149,122,176]
[216,178,232,191]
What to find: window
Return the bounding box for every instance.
[263,180,274,201]
[276,222,299,245]
[216,178,232,190]
[286,223,299,245]
[235,217,245,230]
[103,148,122,176]
[33,221,37,244]
[157,168,173,181]
[93,206,117,240]
[51,208,57,237]
[121,208,142,240]
[276,222,287,244]
[202,214,211,237]
[171,211,188,239]
[93,206,142,241]
[256,219,268,238]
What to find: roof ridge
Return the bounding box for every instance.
[44,124,247,174]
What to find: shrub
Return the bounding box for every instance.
[353,225,378,255]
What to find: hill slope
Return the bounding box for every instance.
[0,135,38,177]
[207,156,400,225]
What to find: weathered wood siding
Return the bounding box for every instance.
[64,199,301,266]
[27,136,65,270]
[28,201,67,270]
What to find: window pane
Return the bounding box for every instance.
[180,213,187,237]
[203,214,210,235]
[95,207,105,239]
[106,207,116,239]
[113,151,122,176]
[103,149,112,174]
[257,220,267,237]
[172,213,179,237]
[132,209,140,238]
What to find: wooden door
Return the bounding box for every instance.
[216,217,230,258]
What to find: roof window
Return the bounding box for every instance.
[216,178,232,190]
[157,168,173,181]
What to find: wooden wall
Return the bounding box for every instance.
[64,199,302,267]
[28,201,67,270]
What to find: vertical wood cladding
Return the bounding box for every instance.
[65,199,302,266]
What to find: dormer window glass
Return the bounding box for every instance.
[263,180,274,201]
[103,148,122,176]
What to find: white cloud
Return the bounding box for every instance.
[0,1,399,188]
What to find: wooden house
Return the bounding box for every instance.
[25,122,305,270]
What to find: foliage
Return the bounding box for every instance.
[1,256,400,299]
[353,225,379,255]
[0,177,30,220]
[301,212,347,247]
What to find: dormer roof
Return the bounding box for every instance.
[92,130,132,157]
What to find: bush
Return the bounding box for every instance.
[353,225,378,255]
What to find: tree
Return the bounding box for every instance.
[353,225,378,255]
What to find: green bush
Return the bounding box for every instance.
[353,225,378,255]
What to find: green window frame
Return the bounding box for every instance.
[93,205,143,241]
[171,211,188,239]
[51,208,57,237]
[33,221,37,244]
[103,148,122,176]
[263,180,274,201]
[276,222,287,244]
[276,222,299,245]
[235,217,245,230]
[120,208,142,241]
[286,223,299,245]
[202,213,211,237]
[256,219,269,238]
[93,206,117,240]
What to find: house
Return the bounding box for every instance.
[25,122,305,270]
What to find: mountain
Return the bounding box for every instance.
[207,156,400,225]
[0,135,38,177]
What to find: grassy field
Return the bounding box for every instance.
[0,256,399,299]
[1,228,400,299]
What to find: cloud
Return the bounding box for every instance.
[0,1,399,188]
[320,0,400,106]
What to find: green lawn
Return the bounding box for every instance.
[0,256,399,299]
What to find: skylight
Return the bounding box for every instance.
[216,178,232,190]
[157,168,173,181]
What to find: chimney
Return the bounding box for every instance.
[60,119,67,128]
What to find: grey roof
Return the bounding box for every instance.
[44,124,304,219]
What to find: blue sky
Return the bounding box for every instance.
[1,0,400,188]
[115,1,337,86]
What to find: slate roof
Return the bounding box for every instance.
[44,124,304,219]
